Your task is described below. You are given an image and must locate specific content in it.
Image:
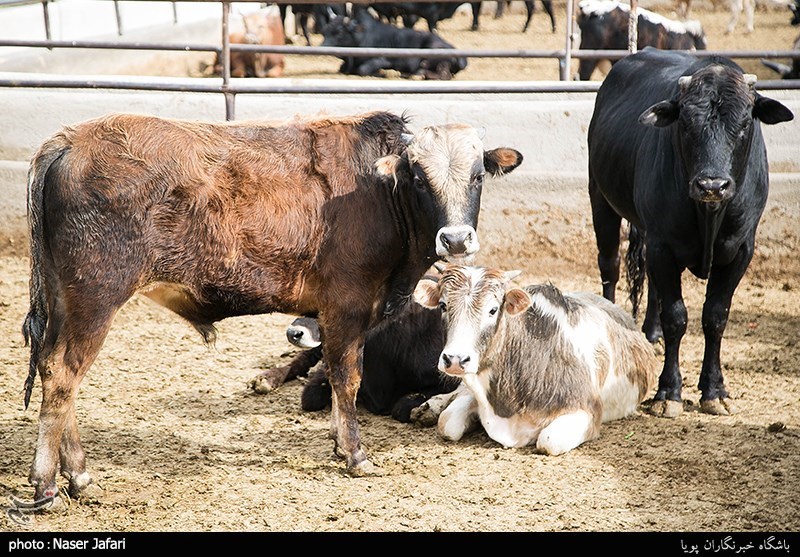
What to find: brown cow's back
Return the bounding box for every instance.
[38,112,405,329]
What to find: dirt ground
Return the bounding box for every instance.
[1,3,799,534]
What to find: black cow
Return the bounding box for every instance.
[587,48,793,419]
[277,3,346,45]
[320,8,468,80]
[487,0,556,32]
[761,33,800,79]
[369,2,480,31]
[576,0,706,81]
[790,0,800,26]
[252,295,460,423]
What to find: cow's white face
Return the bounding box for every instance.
[414,266,528,376]
[375,125,523,263]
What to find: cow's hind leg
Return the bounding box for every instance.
[644,244,686,418]
[589,179,622,303]
[29,303,120,502]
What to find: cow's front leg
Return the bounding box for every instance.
[321,324,374,476]
[645,245,686,418]
[356,57,391,77]
[698,244,753,415]
[437,385,479,441]
[410,383,469,427]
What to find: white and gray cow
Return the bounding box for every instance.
[412,265,658,455]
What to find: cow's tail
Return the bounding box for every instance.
[22,136,68,409]
[624,222,646,321]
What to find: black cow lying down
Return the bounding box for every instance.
[761,33,800,80]
[250,282,460,423]
[320,7,468,80]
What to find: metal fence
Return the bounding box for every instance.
[1,0,798,120]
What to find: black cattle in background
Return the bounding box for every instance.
[761,33,800,79]
[575,0,706,80]
[277,2,346,44]
[320,7,468,79]
[490,0,556,32]
[587,48,793,419]
[369,2,481,31]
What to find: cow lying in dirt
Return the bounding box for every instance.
[411,265,658,455]
[250,272,460,422]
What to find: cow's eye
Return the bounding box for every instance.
[438,301,447,312]
[413,174,425,189]
[489,306,499,316]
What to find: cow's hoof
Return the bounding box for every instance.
[647,399,683,418]
[65,471,93,498]
[248,369,285,394]
[409,402,439,427]
[347,459,381,477]
[700,398,736,416]
[26,486,67,513]
[68,475,103,501]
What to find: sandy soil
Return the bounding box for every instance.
[1,3,799,534]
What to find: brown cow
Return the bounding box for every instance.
[213,8,286,77]
[22,110,523,502]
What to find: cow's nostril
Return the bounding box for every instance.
[288,330,304,342]
[441,353,452,368]
[461,355,470,365]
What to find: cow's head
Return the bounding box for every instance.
[286,316,321,349]
[638,65,793,206]
[320,15,361,48]
[414,265,528,376]
[375,125,522,262]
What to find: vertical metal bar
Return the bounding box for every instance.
[561,0,574,81]
[628,0,638,54]
[114,0,123,36]
[172,1,178,24]
[222,2,234,121]
[41,0,51,45]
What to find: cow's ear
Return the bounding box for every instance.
[754,96,794,125]
[639,100,679,127]
[504,288,531,317]
[485,148,523,176]
[413,278,440,309]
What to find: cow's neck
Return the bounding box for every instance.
[380,185,437,319]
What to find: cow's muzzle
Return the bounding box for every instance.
[439,350,478,376]
[436,225,480,261]
[691,176,733,204]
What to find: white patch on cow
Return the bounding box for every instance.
[599,370,641,422]
[437,385,479,441]
[439,267,486,375]
[528,292,606,381]
[406,124,483,226]
[463,373,543,448]
[536,411,594,455]
[578,0,703,36]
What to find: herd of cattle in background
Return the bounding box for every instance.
[204,0,800,80]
